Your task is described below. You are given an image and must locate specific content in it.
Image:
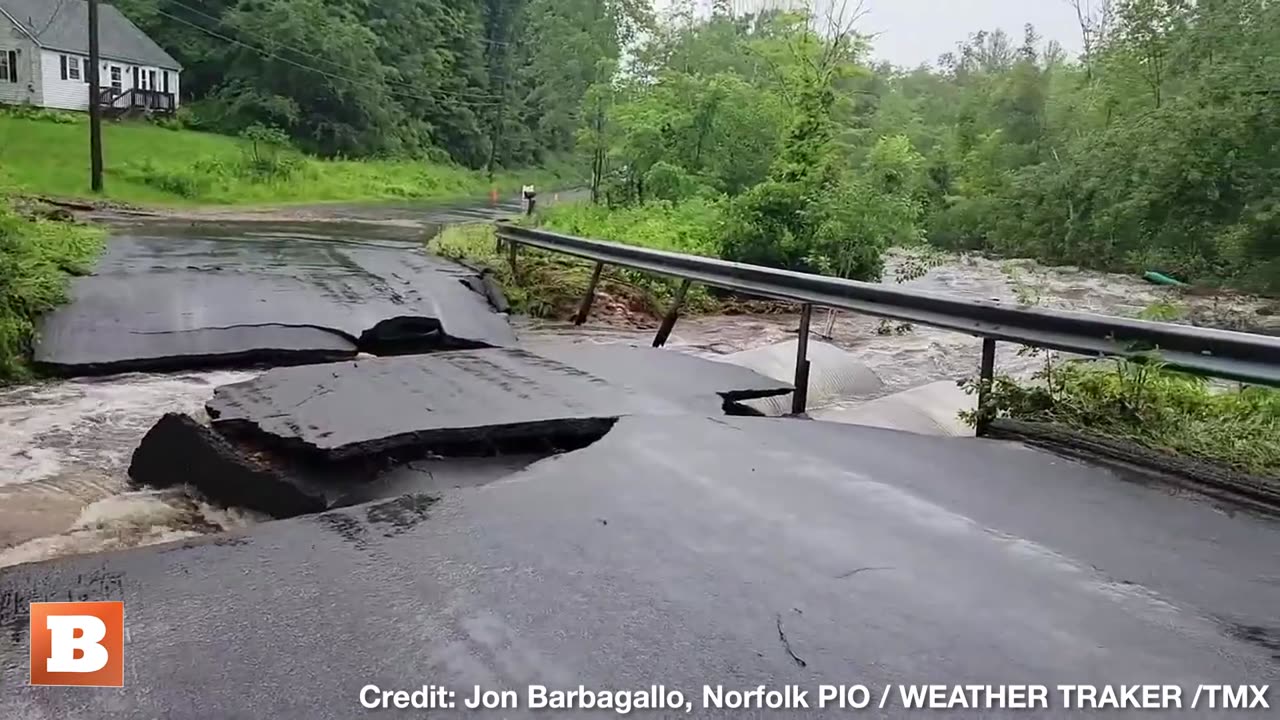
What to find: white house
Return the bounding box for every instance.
[0,0,181,115]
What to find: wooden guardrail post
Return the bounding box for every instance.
[976,338,997,437]
[792,304,814,415]
[575,262,605,326]
[653,279,693,348]
[507,241,519,282]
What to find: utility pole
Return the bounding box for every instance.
[87,0,104,193]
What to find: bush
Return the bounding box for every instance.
[719,177,911,281]
[0,104,82,125]
[964,358,1280,476]
[117,159,213,198]
[0,201,104,382]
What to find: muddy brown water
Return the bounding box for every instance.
[1,212,1273,568]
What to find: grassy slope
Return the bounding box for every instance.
[0,115,574,206]
[0,198,104,382]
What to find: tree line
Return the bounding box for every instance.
[116,0,1277,292]
[115,0,649,168]
[571,0,1279,293]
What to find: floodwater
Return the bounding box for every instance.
[1,212,1274,569]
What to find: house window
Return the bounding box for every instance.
[109,65,122,90]
[148,70,156,91]
[0,50,15,83]
[67,56,81,81]
[162,70,170,93]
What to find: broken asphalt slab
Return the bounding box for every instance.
[34,223,516,375]
[127,413,328,519]
[203,346,792,461]
[130,344,790,515]
[129,413,558,518]
[7,415,1279,719]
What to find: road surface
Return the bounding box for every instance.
[1,415,1277,718]
[3,195,1277,718]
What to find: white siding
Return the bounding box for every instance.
[41,49,88,111]
[0,23,41,107]
[40,49,180,112]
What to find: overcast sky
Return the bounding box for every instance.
[652,0,1085,68]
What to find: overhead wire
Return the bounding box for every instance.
[152,6,507,107]
[162,0,507,101]
[33,0,69,39]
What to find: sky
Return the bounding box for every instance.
[651,0,1085,68]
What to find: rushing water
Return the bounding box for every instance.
[1,233,1273,568]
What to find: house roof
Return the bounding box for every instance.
[0,0,181,71]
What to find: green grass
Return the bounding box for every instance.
[965,358,1280,476]
[539,198,725,257]
[0,114,577,207]
[428,223,717,320]
[0,196,104,382]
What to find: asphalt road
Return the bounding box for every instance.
[204,345,793,458]
[2,415,1276,718]
[33,212,519,376]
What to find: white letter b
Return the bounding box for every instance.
[46,615,109,673]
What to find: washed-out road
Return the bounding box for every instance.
[0,197,1276,719]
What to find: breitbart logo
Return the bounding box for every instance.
[29,602,124,687]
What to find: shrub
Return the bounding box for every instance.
[0,202,104,381]
[963,358,1280,476]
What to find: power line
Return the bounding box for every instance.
[162,0,505,102]
[152,7,506,107]
[33,0,69,38]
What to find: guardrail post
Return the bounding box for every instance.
[507,241,519,282]
[653,279,693,348]
[792,304,814,415]
[575,262,605,326]
[976,338,997,437]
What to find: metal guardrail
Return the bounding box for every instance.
[495,223,1280,430]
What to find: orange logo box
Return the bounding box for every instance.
[29,602,124,687]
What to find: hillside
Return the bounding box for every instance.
[0,115,570,206]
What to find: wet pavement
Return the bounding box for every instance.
[33,220,515,375]
[1,415,1277,718]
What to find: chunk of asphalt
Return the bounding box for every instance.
[479,270,511,314]
[34,230,516,376]
[128,413,327,519]
[35,325,358,378]
[206,348,681,461]
[128,412,577,517]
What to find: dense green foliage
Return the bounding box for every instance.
[0,198,104,382]
[429,222,715,319]
[963,359,1280,476]
[0,115,572,205]
[566,6,924,282]
[551,0,1278,293]
[542,199,724,256]
[115,0,648,167]
[880,0,1280,293]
